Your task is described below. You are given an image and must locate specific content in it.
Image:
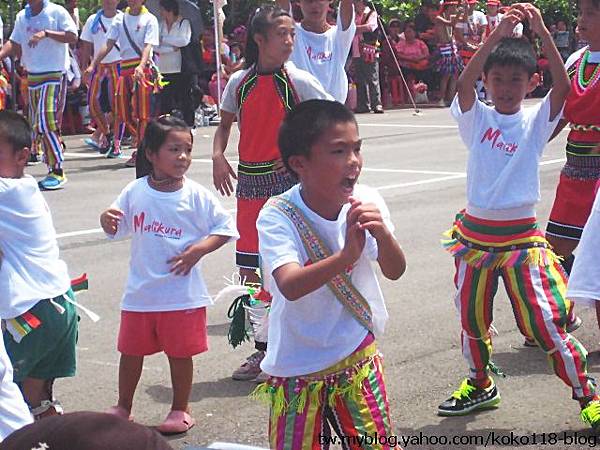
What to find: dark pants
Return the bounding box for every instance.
[352,57,382,112]
[159,72,195,126]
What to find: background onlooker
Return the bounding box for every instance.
[352,0,383,113]
[156,0,193,125]
[553,18,573,61]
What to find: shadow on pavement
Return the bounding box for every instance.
[207,322,230,337]
[146,377,255,404]
[398,413,516,450]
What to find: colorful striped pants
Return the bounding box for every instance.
[114,58,155,149]
[28,71,67,171]
[88,62,120,136]
[445,212,596,400]
[253,336,394,450]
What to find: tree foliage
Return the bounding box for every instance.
[0,0,578,32]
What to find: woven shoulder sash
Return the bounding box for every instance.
[266,197,373,333]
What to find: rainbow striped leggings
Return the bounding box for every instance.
[253,335,393,450]
[88,62,120,136]
[114,58,154,148]
[27,71,67,171]
[445,212,596,400]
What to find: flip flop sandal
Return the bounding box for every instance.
[157,410,195,435]
[107,405,134,422]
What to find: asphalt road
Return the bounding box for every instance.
[25,101,600,449]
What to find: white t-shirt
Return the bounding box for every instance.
[456,10,487,38]
[290,5,356,103]
[566,190,600,307]
[107,10,159,61]
[450,93,562,214]
[156,17,191,74]
[0,176,71,319]
[80,10,123,64]
[258,184,393,377]
[221,61,332,121]
[486,13,523,37]
[0,336,33,441]
[109,177,238,312]
[10,2,77,73]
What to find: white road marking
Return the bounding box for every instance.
[360,123,458,129]
[63,153,469,175]
[55,158,567,240]
[375,174,467,191]
[363,167,464,175]
[56,228,103,239]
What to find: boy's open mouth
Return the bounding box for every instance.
[342,175,358,192]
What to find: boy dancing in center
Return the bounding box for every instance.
[254,99,406,449]
[439,3,600,428]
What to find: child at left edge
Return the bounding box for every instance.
[255,99,406,449]
[438,3,600,430]
[100,115,238,434]
[0,110,79,424]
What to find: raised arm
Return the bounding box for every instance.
[456,9,522,112]
[521,3,569,120]
[339,0,354,31]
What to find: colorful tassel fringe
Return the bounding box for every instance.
[250,354,379,418]
[442,228,561,269]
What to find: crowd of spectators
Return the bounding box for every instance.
[0,0,588,127]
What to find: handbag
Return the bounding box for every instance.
[359,9,379,63]
[179,19,204,75]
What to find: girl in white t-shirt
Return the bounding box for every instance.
[213,6,330,381]
[100,115,238,434]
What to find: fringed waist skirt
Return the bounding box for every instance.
[251,336,382,418]
[442,210,560,269]
[236,160,297,200]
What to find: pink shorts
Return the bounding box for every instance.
[118,308,208,358]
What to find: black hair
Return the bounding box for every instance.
[135,114,192,179]
[483,37,537,77]
[422,0,439,10]
[388,19,402,28]
[278,100,357,176]
[159,0,178,16]
[244,5,291,69]
[0,110,32,154]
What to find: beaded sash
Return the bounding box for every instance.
[265,197,373,333]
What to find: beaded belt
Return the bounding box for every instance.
[236,160,297,199]
[563,142,600,179]
[570,124,600,133]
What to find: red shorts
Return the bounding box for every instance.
[547,173,598,241]
[118,308,208,358]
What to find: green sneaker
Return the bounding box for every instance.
[581,400,600,431]
[438,378,501,416]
